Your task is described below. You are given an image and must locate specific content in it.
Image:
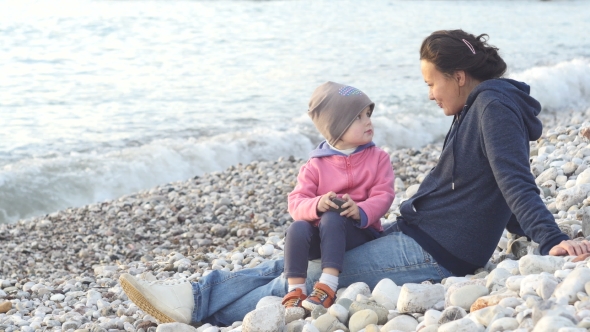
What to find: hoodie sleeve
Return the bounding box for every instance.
[288,161,322,222]
[506,214,528,239]
[480,100,569,254]
[356,150,396,228]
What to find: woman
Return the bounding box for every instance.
[119,29,590,326]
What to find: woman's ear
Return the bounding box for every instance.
[455,70,466,87]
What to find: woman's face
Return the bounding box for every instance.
[420,60,466,116]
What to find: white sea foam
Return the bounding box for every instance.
[510,58,590,112]
[372,110,451,150]
[0,129,314,223]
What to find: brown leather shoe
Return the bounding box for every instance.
[282,288,307,308]
[302,282,335,311]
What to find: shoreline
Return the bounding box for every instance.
[1,109,590,331]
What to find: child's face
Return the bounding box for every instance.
[335,106,373,150]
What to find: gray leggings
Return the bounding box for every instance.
[283,211,377,278]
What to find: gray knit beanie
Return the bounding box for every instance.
[308,81,374,146]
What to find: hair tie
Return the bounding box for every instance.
[462,39,476,55]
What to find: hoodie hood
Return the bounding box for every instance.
[310,141,375,158]
[464,78,542,141]
[444,78,543,191]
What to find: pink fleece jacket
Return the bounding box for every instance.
[288,144,395,232]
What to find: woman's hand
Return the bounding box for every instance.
[340,194,360,220]
[549,239,590,256]
[317,191,338,213]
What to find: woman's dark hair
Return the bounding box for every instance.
[420,29,507,81]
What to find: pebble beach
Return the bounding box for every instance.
[2,109,590,332]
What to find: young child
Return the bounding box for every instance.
[282,81,395,311]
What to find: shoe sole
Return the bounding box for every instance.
[119,275,175,323]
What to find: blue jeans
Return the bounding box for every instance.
[191,223,453,326]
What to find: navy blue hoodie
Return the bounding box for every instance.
[398,78,569,276]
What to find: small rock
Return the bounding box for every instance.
[532,315,575,331]
[328,303,349,324]
[444,279,486,308]
[313,313,347,332]
[50,293,65,301]
[256,296,282,309]
[470,304,508,327]
[379,314,418,332]
[349,301,388,325]
[257,244,275,256]
[423,309,442,326]
[438,306,467,325]
[156,323,199,332]
[438,317,482,332]
[536,168,558,185]
[349,309,378,332]
[336,297,353,310]
[339,282,371,301]
[485,268,512,292]
[556,184,590,211]
[487,317,518,332]
[301,323,320,332]
[285,307,305,324]
[553,267,590,304]
[470,289,518,312]
[537,273,559,300]
[505,275,525,292]
[311,305,328,319]
[62,321,81,330]
[0,301,12,313]
[449,284,489,311]
[397,283,445,313]
[577,168,590,185]
[371,278,400,310]
[363,324,380,332]
[519,255,565,275]
[242,303,284,332]
[286,320,306,332]
[405,184,420,198]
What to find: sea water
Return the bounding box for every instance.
[1,0,589,223]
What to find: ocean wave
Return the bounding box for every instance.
[0,129,313,224]
[510,58,590,112]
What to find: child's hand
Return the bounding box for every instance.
[317,191,339,213]
[340,194,360,220]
